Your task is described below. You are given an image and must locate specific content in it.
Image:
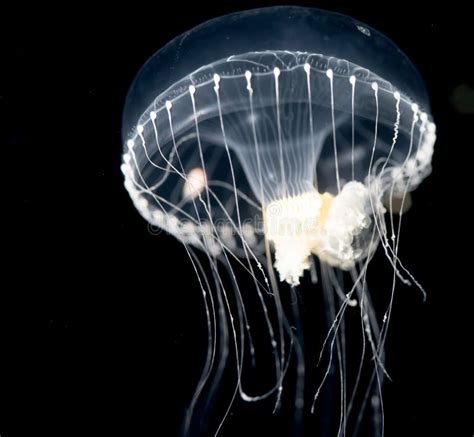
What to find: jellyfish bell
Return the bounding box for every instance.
[121,6,435,435]
[121,6,436,283]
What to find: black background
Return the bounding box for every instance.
[3,1,473,436]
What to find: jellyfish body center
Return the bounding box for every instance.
[264,181,374,285]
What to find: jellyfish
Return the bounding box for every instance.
[121,6,435,436]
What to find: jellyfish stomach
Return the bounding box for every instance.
[264,181,376,285]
